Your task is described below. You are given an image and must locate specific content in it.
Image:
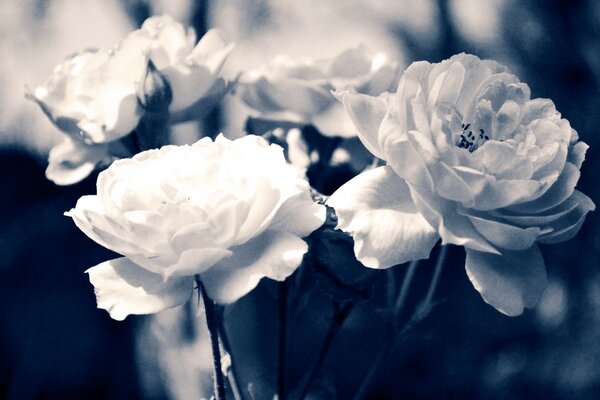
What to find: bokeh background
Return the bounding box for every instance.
[1,0,599,399]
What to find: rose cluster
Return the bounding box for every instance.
[31,16,594,319]
[29,15,233,185]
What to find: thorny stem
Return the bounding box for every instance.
[298,301,355,400]
[197,277,227,400]
[278,281,288,400]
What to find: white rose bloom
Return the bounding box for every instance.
[329,53,594,316]
[29,15,234,184]
[237,46,399,137]
[67,134,325,320]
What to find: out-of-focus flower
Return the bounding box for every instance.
[329,53,595,316]
[67,134,325,320]
[237,46,399,137]
[28,15,234,184]
[45,137,131,186]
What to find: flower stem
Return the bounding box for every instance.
[355,248,448,399]
[420,245,448,315]
[198,278,227,400]
[353,261,418,400]
[298,301,354,399]
[393,260,419,316]
[215,306,243,400]
[278,281,288,400]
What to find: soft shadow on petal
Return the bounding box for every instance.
[466,214,541,251]
[333,90,389,157]
[537,190,595,244]
[152,248,233,279]
[327,166,438,268]
[508,163,580,214]
[87,257,193,320]
[381,116,435,193]
[409,186,499,254]
[269,191,326,238]
[46,139,108,185]
[199,230,307,304]
[465,245,547,316]
[68,197,152,256]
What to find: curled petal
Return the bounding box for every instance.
[381,115,435,193]
[409,186,499,254]
[333,90,389,158]
[452,166,542,211]
[508,162,580,214]
[239,76,333,117]
[465,214,541,251]
[327,166,438,268]
[46,139,109,185]
[269,191,326,238]
[537,190,595,244]
[200,230,307,304]
[87,257,193,320]
[190,29,234,73]
[67,196,155,257]
[465,245,547,316]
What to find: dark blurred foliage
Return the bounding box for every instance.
[3,1,600,399]
[0,147,141,399]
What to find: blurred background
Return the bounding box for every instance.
[1,0,600,399]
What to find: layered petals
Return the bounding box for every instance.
[87,257,193,321]
[335,52,594,315]
[200,230,307,303]
[465,246,547,316]
[70,135,325,318]
[31,15,234,185]
[327,166,438,268]
[238,46,400,137]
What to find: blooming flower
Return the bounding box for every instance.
[29,15,234,184]
[328,53,595,316]
[67,134,325,320]
[237,46,399,137]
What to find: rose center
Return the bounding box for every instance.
[455,123,490,152]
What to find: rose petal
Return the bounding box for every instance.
[568,141,588,170]
[46,138,109,185]
[465,213,541,251]
[327,166,438,268]
[381,115,435,193]
[199,230,307,304]
[239,76,333,117]
[269,191,326,238]
[87,257,193,320]
[333,90,389,158]
[67,197,154,256]
[508,162,580,213]
[409,186,499,254]
[537,190,595,244]
[427,61,465,107]
[133,247,233,279]
[465,245,547,316]
[452,166,542,211]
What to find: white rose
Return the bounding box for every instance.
[329,53,594,316]
[30,15,234,184]
[67,134,325,320]
[237,46,399,137]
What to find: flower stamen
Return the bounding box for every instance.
[456,123,489,152]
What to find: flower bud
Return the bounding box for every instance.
[136,59,173,113]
